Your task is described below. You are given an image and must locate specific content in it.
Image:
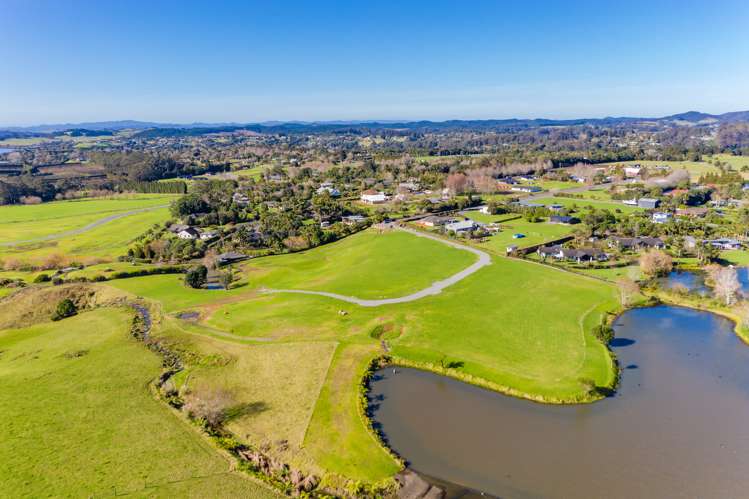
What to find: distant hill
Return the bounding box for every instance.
[3,110,748,135]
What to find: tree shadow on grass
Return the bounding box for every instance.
[224,401,269,422]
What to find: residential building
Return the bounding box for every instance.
[360,190,388,204]
[445,219,479,233]
[342,215,367,225]
[549,215,579,225]
[638,198,660,209]
[708,238,742,250]
[652,212,673,224]
[511,185,543,193]
[177,227,200,240]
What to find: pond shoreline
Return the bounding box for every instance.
[368,305,749,498]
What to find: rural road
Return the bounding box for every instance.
[265,227,491,307]
[0,205,169,247]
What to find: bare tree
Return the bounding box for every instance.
[639,249,673,277]
[617,277,641,306]
[445,173,470,195]
[708,265,741,306]
[183,388,236,427]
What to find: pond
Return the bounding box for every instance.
[369,306,749,498]
[659,268,749,297]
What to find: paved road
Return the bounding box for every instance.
[264,227,491,307]
[0,204,169,247]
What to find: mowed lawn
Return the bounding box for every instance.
[249,229,477,299]
[0,195,173,243]
[0,309,278,498]
[531,196,641,214]
[462,213,573,251]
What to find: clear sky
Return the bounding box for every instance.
[2,0,748,125]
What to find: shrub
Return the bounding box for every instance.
[184,265,208,289]
[33,273,51,283]
[51,299,78,321]
[182,388,235,428]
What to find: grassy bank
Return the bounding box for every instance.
[0,308,278,498]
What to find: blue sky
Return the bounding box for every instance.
[1,0,748,125]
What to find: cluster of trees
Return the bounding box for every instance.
[119,180,188,194]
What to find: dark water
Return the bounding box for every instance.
[369,306,749,498]
[659,268,749,297]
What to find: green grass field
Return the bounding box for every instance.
[598,159,720,182]
[0,195,175,264]
[107,228,620,486]
[461,213,573,251]
[249,229,476,299]
[532,196,641,214]
[0,308,278,498]
[0,195,171,243]
[2,227,622,492]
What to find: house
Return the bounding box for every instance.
[232,192,250,206]
[342,215,367,225]
[708,238,742,250]
[217,252,248,266]
[199,230,218,241]
[316,185,341,197]
[538,245,564,259]
[506,244,519,255]
[652,212,673,224]
[624,165,642,177]
[561,248,608,263]
[177,227,201,240]
[511,185,543,193]
[360,190,388,204]
[638,198,660,209]
[496,181,515,191]
[676,207,708,218]
[445,219,479,233]
[548,204,564,211]
[417,216,456,228]
[622,199,639,206]
[549,215,579,225]
[168,223,190,234]
[479,205,491,215]
[397,181,420,192]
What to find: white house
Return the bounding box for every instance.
[479,205,491,214]
[652,212,673,224]
[360,190,388,204]
[445,219,479,233]
[624,165,642,177]
[177,227,200,240]
[199,230,218,241]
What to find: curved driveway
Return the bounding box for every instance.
[264,227,491,307]
[0,205,169,247]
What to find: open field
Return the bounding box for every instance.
[249,230,476,300]
[0,195,175,264]
[598,159,719,182]
[0,195,172,243]
[0,308,278,498]
[536,180,580,191]
[106,228,620,487]
[531,196,641,214]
